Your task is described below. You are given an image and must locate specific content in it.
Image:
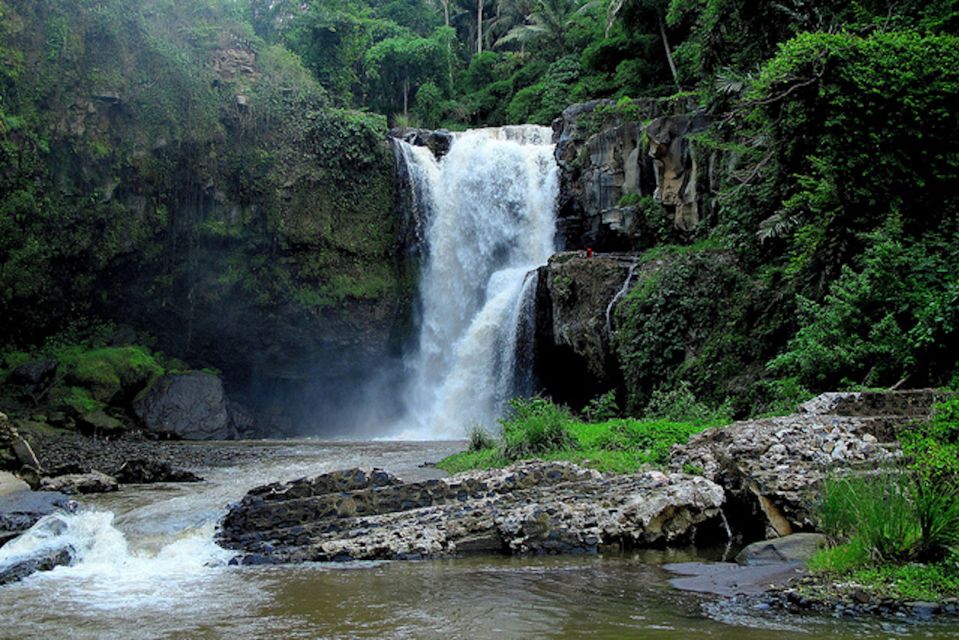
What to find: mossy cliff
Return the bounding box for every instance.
[0,0,407,430]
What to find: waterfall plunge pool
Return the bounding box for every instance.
[1,440,958,639]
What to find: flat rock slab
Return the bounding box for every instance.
[218,461,726,564]
[666,561,806,597]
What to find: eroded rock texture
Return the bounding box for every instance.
[669,391,945,539]
[217,462,724,564]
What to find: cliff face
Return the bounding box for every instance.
[551,101,710,252]
[0,1,408,432]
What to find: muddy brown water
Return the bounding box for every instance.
[0,441,957,639]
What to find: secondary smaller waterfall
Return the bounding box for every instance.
[394,126,558,439]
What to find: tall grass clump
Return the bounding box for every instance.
[500,397,576,459]
[814,396,959,569]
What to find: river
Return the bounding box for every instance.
[1,441,957,639]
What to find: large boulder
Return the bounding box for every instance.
[133,372,236,440]
[217,461,725,564]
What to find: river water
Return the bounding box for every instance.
[1,441,958,639]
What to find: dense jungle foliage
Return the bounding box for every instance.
[1,0,958,420]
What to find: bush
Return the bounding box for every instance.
[583,390,619,422]
[467,425,497,452]
[819,474,920,562]
[500,397,576,459]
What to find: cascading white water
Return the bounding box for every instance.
[395,126,559,439]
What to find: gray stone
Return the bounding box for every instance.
[0,546,74,585]
[669,392,928,537]
[40,470,118,495]
[0,484,73,548]
[735,533,828,566]
[133,372,236,440]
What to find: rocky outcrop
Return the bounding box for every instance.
[668,391,944,539]
[534,253,639,394]
[551,101,712,250]
[133,372,237,440]
[1,412,43,480]
[646,114,708,232]
[390,127,454,159]
[217,461,725,564]
[0,546,75,586]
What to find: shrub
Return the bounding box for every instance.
[583,390,619,422]
[467,425,497,452]
[500,397,576,459]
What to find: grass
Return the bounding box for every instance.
[804,396,959,603]
[808,542,959,601]
[436,397,726,475]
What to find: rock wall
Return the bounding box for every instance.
[0,2,410,434]
[551,101,710,251]
[533,252,660,405]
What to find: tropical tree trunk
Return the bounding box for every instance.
[659,16,680,90]
[477,0,484,53]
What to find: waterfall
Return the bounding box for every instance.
[394,126,558,439]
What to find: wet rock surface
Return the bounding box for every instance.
[0,546,74,586]
[538,252,646,385]
[667,391,944,538]
[0,478,73,548]
[217,461,725,564]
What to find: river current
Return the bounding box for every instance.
[1,441,957,639]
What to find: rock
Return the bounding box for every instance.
[0,546,75,586]
[115,459,202,484]
[551,100,656,250]
[799,390,950,421]
[40,470,118,495]
[217,461,725,564]
[669,392,926,537]
[76,410,126,436]
[227,400,257,439]
[390,127,454,159]
[735,533,828,566]
[646,113,708,232]
[537,252,648,387]
[7,360,58,391]
[133,372,236,440]
[0,481,73,548]
[0,412,43,476]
